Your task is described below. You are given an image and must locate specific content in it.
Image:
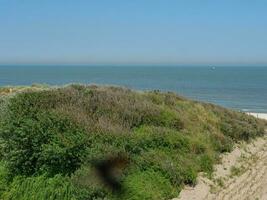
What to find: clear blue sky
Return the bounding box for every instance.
[0,0,267,65]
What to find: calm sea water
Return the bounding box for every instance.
[0,65,266,113]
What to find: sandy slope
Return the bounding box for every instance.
[174,114,267,200]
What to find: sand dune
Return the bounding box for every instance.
[174,113,267,200]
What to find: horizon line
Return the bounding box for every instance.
[1,63,267,67]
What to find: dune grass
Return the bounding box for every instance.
[0,84,265,199]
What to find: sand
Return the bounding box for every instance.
[173,113,267,200]
[248,113,267,120]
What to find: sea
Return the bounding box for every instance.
[0,65,266,113]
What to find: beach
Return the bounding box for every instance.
[247,112,267,120]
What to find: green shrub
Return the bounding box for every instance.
[0,96,10,124]
[123,170,177,200]
[204,104,265,141]
[70,166,110,200]
[0,162,9,197]
[199,154,214,174]
[0,109,87,177]
[210,132,234,153]
[181,166,197,185]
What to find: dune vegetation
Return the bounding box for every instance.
[0,84,266,200]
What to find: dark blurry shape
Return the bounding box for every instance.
[93,155,129,194]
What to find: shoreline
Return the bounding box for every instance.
[247,112,267,120]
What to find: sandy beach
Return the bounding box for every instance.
[175,113,267,200]
[247,113,267,120]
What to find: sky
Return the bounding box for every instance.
[0,0,267,65]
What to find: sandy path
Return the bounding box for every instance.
[174,114,267,200]
[209,136,267,200]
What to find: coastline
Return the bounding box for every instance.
[247,112,267,120]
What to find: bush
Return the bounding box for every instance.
[0,108,87,176]
[70,166,110,200]
[210,132,234,153]
[0,96,10,124]
[181,166,197,185]
[199,154,214,174]
[0,162,9,197]
[123,170,177,200]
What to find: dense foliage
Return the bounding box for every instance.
[0,85,265,200]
